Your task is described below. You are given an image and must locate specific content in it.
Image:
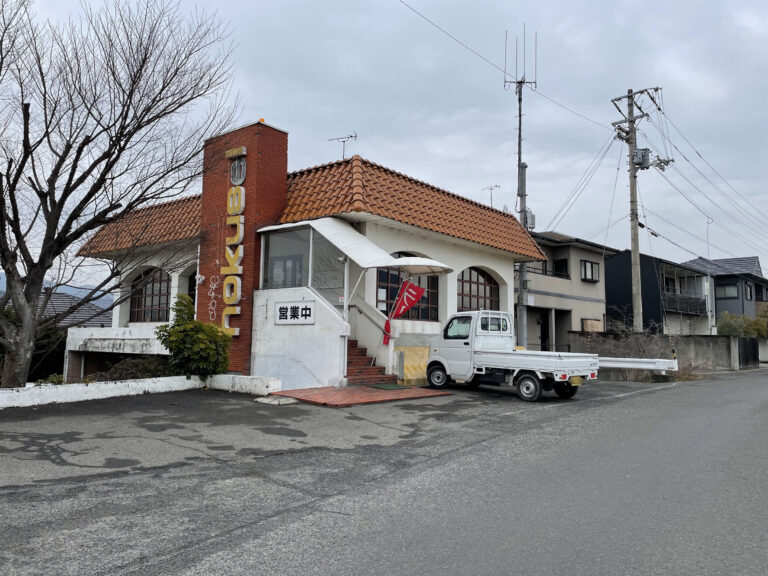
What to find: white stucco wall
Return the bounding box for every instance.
[112,242,199,328]
[251,286,350,390]
[67,242,199,360]
[359,220,517,321]
[66,325,170,355]
[341,218,525,372]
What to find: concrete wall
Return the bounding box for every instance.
[251,286,350,390]
[759,339,768,363]
[66,325,169,356]
[568,332,739,373]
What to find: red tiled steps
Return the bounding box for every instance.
[346,340,399,387]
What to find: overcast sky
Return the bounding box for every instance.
[40,0,768,270]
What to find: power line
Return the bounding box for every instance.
[524,84,611,131]
[654,167,768,258]
[545,131,616,230]
[395,0,610,131]
[643,207,738,258]
[639,119,768,238]
[659,105,768,222]
[582,213,629,241]
[602,140,625,261]
[633,118,768,255]
[397,0,504,75]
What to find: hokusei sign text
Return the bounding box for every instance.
[221,147,246,336]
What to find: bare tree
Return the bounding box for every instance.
[0,0,235,387]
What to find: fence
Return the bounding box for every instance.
[567,332,766,376]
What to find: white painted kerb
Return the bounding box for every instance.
[0,376,202,409]
[0,374,282,410]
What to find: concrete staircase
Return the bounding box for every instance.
[346,340,399,387]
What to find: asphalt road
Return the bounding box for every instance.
[1,371,767,575]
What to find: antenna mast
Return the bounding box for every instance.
[328,132,358,160]
[482,184,500,208]
[505,25,537,349]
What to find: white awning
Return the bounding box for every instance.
[258,217,452,274]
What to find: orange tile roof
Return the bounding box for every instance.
[283,156,545,260]
[79,195,201,256]
[81,156,545,261]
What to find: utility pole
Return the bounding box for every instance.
[612,87,659,332]
[706,216,713,335]
[505,27,537,348]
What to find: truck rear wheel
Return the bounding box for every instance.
[427,365,450,388]
[553,382,578,399]
[516,374,542,402]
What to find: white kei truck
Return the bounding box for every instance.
[426,310,678,401]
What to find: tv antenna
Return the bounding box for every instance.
[328,132,357,159]
[504,24,538,349]
[482,185,500,208]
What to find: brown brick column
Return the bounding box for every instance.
[197,122,288,374]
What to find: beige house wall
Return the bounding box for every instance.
[525,244,608,333]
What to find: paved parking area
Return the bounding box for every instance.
[0,379,681,488]
[2,373,764,575]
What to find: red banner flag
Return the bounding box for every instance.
[384,280,425,345]
[392,281,426,319]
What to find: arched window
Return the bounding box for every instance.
[130,268,171,322]
[376,252,439,321]
[457,267,500,311]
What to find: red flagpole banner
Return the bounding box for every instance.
[383,280,425,345]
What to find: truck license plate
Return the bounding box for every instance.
[569,376,583,386]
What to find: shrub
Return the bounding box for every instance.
[36,373,64,385]
[717,312,745,337]
[744,316,768,339]
[88,356,170,382]
[717,312,768,338]
[156,295,231,379]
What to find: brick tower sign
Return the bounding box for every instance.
[197,122,288,374]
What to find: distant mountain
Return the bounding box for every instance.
[0,274,113,309]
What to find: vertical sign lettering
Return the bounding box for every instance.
[221,147,247,336]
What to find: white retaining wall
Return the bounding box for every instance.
[0,374,282,410]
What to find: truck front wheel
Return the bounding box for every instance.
[516,374,542,402]
[427,365,450,388]
[553,382,578,399]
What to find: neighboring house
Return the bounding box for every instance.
[605,251,714,335]
[1,291,111,381]
[40,291,113,329]
[66,121,545,388]
[519,232,619,351]
[682,257,768,319]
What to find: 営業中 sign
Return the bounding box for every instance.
[275,301,315,325]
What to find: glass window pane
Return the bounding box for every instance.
[264,228,310,289]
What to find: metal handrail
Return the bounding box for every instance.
[348,303,388,334]
[525,264,570,280]
[348,303,388,367]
